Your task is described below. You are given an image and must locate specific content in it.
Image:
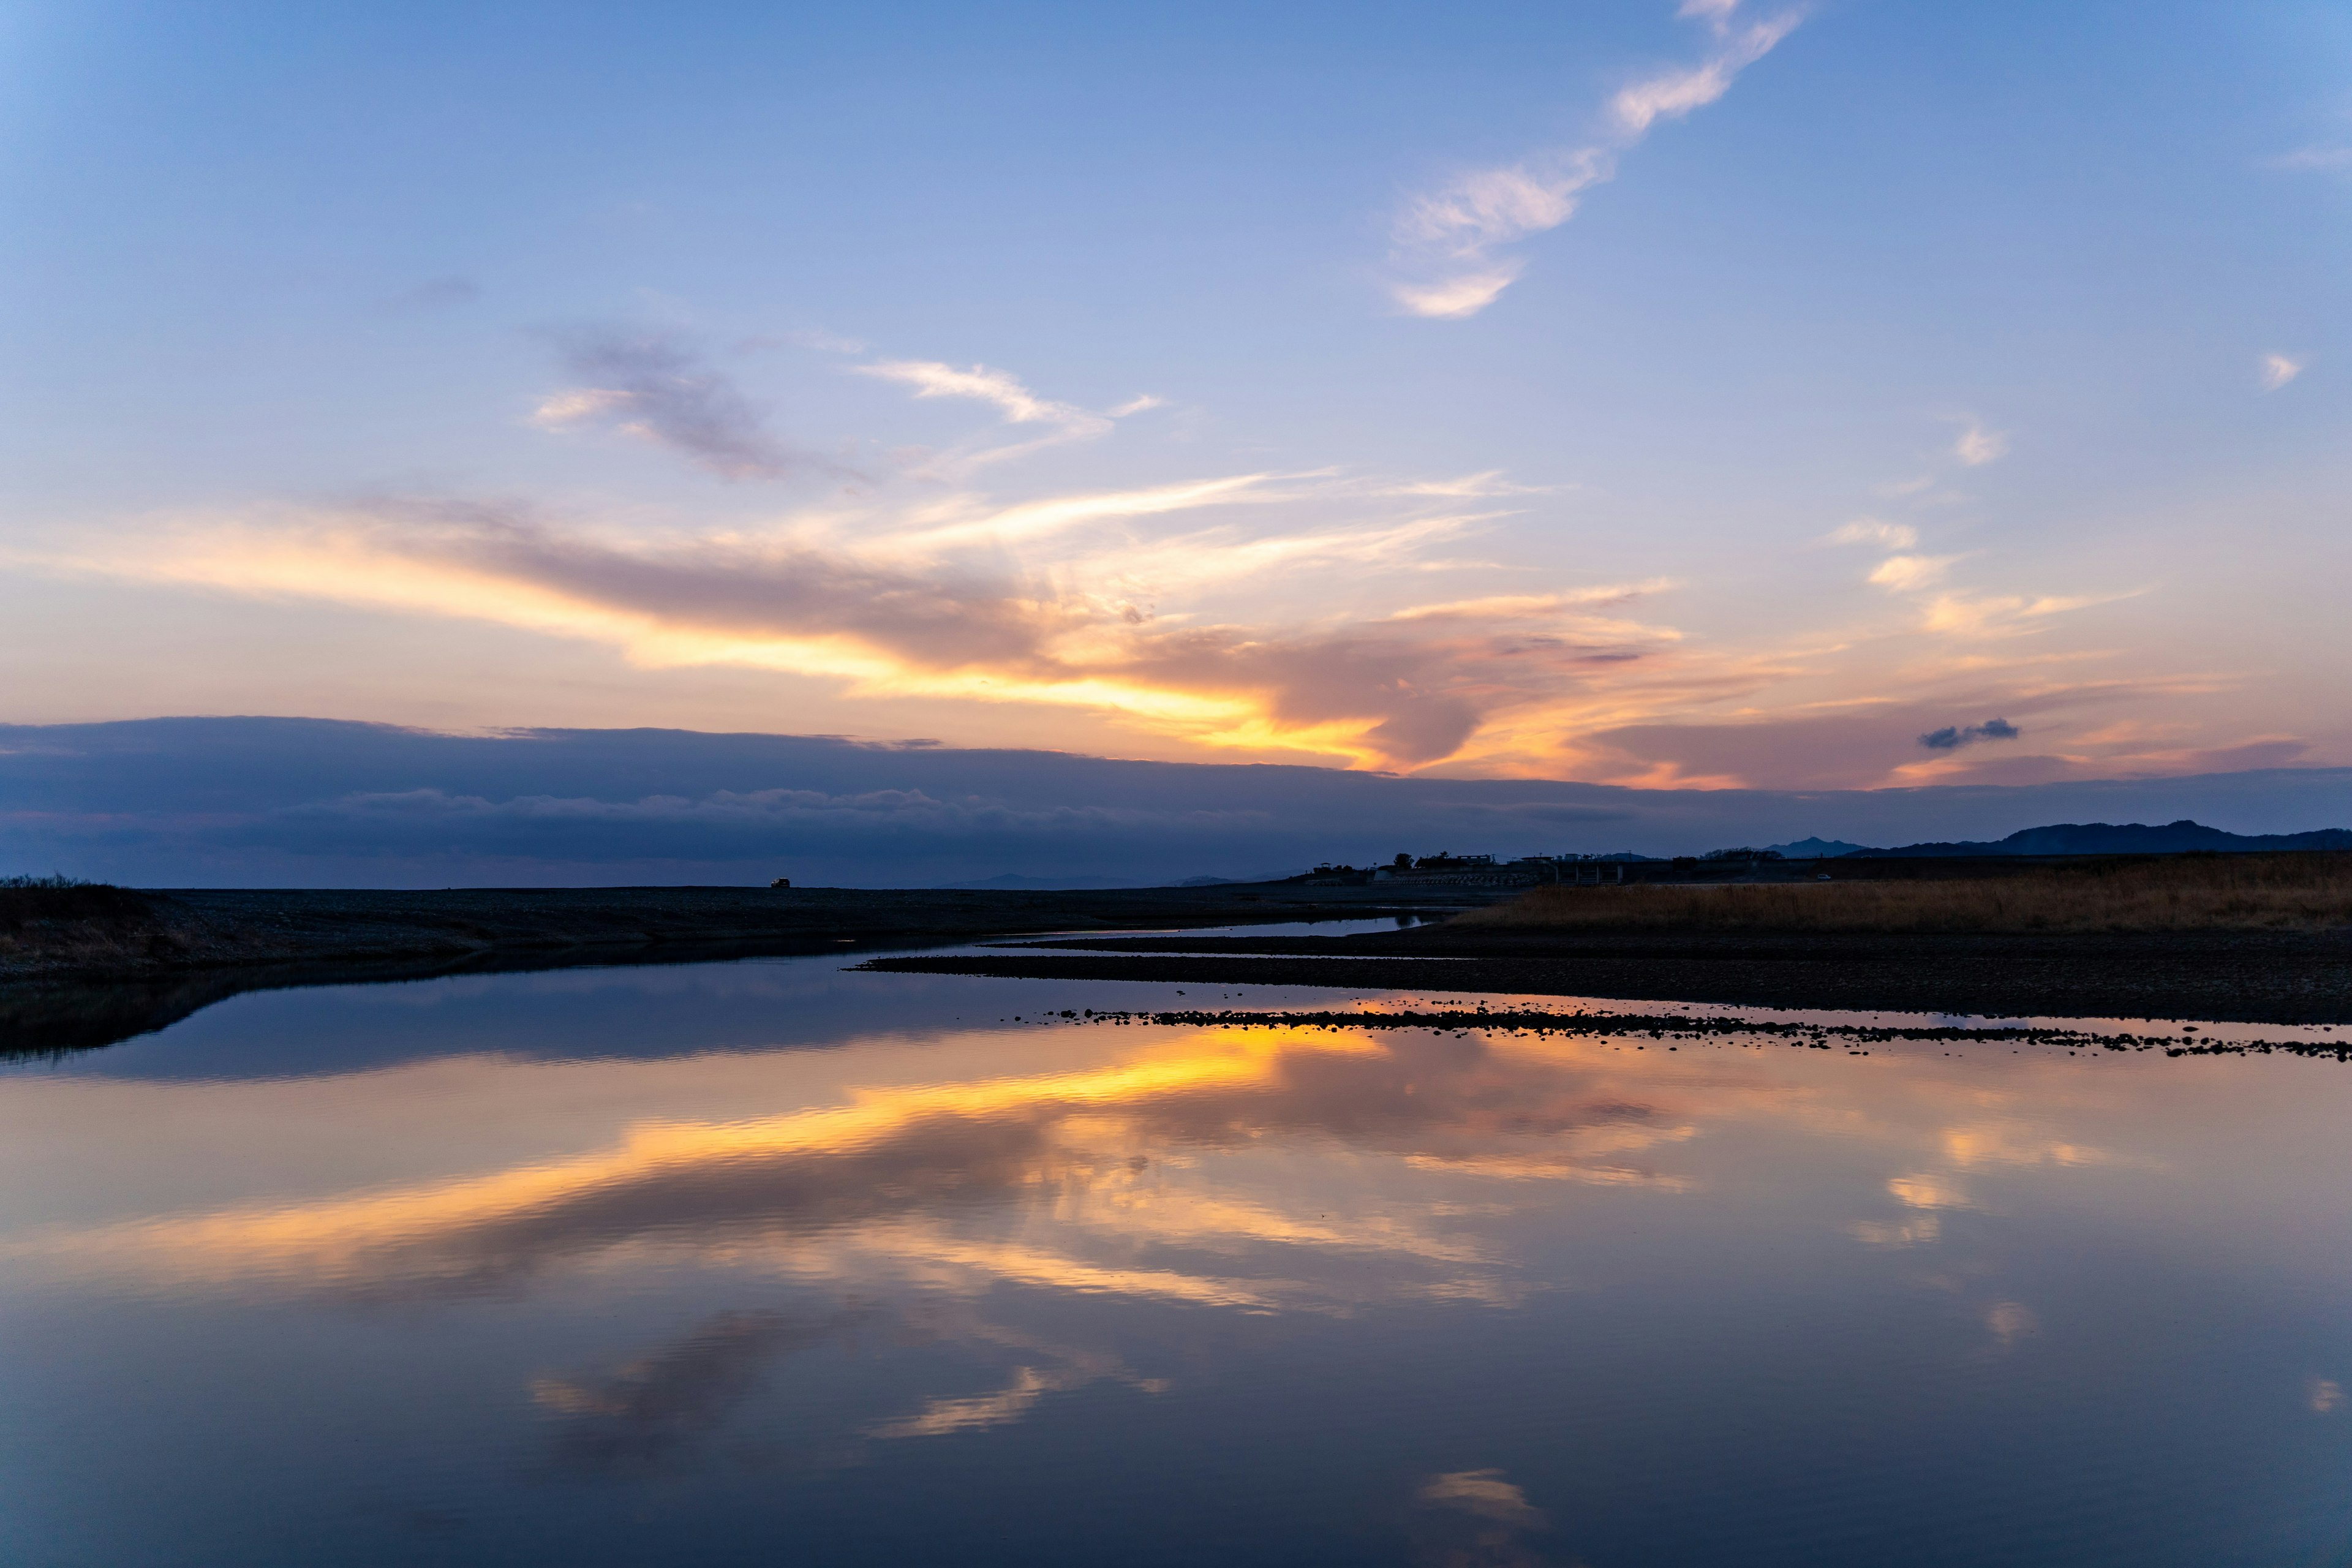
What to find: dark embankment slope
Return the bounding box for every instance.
[861,854,2352,1023]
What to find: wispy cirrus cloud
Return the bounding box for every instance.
[859,360,1114,436]
[856,360,1163,472]
[1387,2,1804,318]
[2260,353,2304,391]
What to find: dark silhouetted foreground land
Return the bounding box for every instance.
[0,881,1499,981]
[862,855,2352,1024]
[1463,851,2352,932]
[0,880,1493,1052]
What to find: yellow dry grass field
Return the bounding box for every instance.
[1461,854,2352,934]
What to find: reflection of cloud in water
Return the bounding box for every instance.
[1985,1300,2038,1348]
[864,1346,1168,1441]
[1939,1121,2112,1171]
[1850,1213,1942,1247]
[1887,1172,1971,1212]
[535,1301,1169,1468]
[532,1306,868,1471]
[1415,1468,1557,1566]
[10,1027,1693,1311]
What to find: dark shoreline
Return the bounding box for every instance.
[0,883,1488,1054]
[858,924,2352,1025]
[0,883,1491,979]
[10,880,2352,1056]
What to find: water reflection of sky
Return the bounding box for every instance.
[4,956,2351,1566]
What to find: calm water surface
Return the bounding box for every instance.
[5,953,2351,1566]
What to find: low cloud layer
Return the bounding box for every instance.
[64,476,1688,770]
[3,718,2343,888]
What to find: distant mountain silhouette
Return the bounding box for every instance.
[1848,819,2352,858]
[1766,837,1874,858]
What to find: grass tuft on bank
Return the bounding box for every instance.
[1460,853,2352,934]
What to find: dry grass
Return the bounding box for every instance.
[1460,853,2352,934]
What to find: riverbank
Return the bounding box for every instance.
[0,881,1499,1052]
[0,881,1493,982]
[859,922,2352,1024]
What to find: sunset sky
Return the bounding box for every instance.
[4,0,2348,793]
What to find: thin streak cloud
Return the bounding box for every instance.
[1387,2,1804,318]
[856,360,1162,472]
[859,360,1112,437]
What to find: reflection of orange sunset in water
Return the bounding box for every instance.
[10,1012,2331,1329]
[10,976,2352,1566]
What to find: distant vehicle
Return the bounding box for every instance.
[770,877,792,889]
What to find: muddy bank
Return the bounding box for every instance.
[858,924,2352,1024]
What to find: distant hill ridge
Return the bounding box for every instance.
[1850,819,2352,858]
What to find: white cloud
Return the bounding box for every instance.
[1395,165,1595,259]
[1381,470,1563,499]
[1868,554,1959,592]
[891,473,1277,551]
[1387,6,1804,318]
[1953,423,2008,466]
[1107,394,1166,417]
[1385,580,1678,622]
[1611,10,1800,137]
[2261,353,2304,391]
[859,360,1111,437]
[1391,267,1528,320]
[531,388,631,428]
[1824,518,1918,549]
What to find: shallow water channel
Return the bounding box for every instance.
[5,950,2351,1566]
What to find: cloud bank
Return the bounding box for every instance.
[3,718,2343,888]
[56,466,1692,771]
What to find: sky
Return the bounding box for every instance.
[2,0,2350,800]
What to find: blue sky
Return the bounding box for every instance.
[3,0,2348,791]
